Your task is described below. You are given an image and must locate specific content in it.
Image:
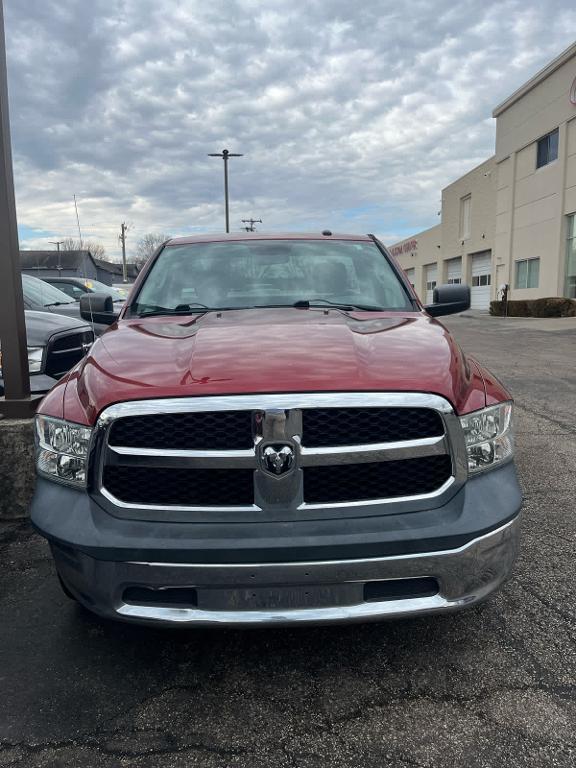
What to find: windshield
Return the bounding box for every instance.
[22,274,76,307]
[82,279,127,301]
[130,240,412,316]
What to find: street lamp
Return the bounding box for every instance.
[208,149,243,233]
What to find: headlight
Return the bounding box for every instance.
[27,346,44,373]
[460,402,514,474]
[35,415,92,487]
[0,346,44,375]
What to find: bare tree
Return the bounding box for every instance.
[134,233,171,267]
[60,237,106,259]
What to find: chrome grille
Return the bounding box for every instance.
[95,393,465,519]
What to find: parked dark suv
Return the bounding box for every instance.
[0,310,94,395]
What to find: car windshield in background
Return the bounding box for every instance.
[130,240,413,316]
[82,279,127,301]
[22,274,76,307]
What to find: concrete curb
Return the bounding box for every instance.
[0,418,35,520]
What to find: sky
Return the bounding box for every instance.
[4,0,576,260]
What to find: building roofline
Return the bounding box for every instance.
[389,223,441,250]
[442,155,496,192]
[492,41,576,117]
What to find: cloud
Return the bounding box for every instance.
[5,0,576,256]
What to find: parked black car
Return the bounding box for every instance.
[21,273,117,335]
[0,311,94,395]
[41,276,128,304]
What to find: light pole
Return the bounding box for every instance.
[208,149,243,233]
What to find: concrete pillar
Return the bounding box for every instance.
[0,418,35,519]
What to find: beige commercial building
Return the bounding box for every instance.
[390,41,576,310]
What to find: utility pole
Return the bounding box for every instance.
[49,240,64,271]
[0,0,36,416]
[119,222,129,283]
[208,149,243,233]
[241,218,262,232]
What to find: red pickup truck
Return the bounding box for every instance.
[31,233,521,626]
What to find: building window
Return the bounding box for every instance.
[515,258,540,289]
[471,274,491,287]
[460,195,471,240]
[536,128,559,169]
[426,280,437,291]
[566,215,576,298]
[447,277,462,285]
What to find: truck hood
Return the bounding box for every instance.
[24,310,92,347]
[59,308,488,424]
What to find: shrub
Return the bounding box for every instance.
[490,298,576,317]
[530,297,576,317]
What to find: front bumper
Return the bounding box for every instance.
[51,515,520,627]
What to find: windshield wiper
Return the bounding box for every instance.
[292,299,384,311]
[135,300,385,317]
[135,303,212,317]
[45,301,74,307]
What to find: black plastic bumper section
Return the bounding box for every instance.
[31,462,522,564]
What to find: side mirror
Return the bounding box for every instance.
[425,284,471,317]
[80,293,119,325]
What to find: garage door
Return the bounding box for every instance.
[404,268,415,289]
[446,258,462,285]
[471,252,492,311]
[425,264,438,304]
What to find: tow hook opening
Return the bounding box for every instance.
[363,577,439,602]
[123,586,198,607]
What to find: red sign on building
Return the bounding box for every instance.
[390,239,417,258]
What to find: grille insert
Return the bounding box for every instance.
[108,411,253,451]
[303,455,452,503]
[103,466,254,506]
[45,331,94,379]
[302,407,444,447]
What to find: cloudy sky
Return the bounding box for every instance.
[4,0,576,260]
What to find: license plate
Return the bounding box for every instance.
[197,583,359,611]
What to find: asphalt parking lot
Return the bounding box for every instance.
[1,314,575,768]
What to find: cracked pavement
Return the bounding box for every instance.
[1,314,575,767]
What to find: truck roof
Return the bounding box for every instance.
[167,232,374,246]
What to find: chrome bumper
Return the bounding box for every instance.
[53,515,520,627]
